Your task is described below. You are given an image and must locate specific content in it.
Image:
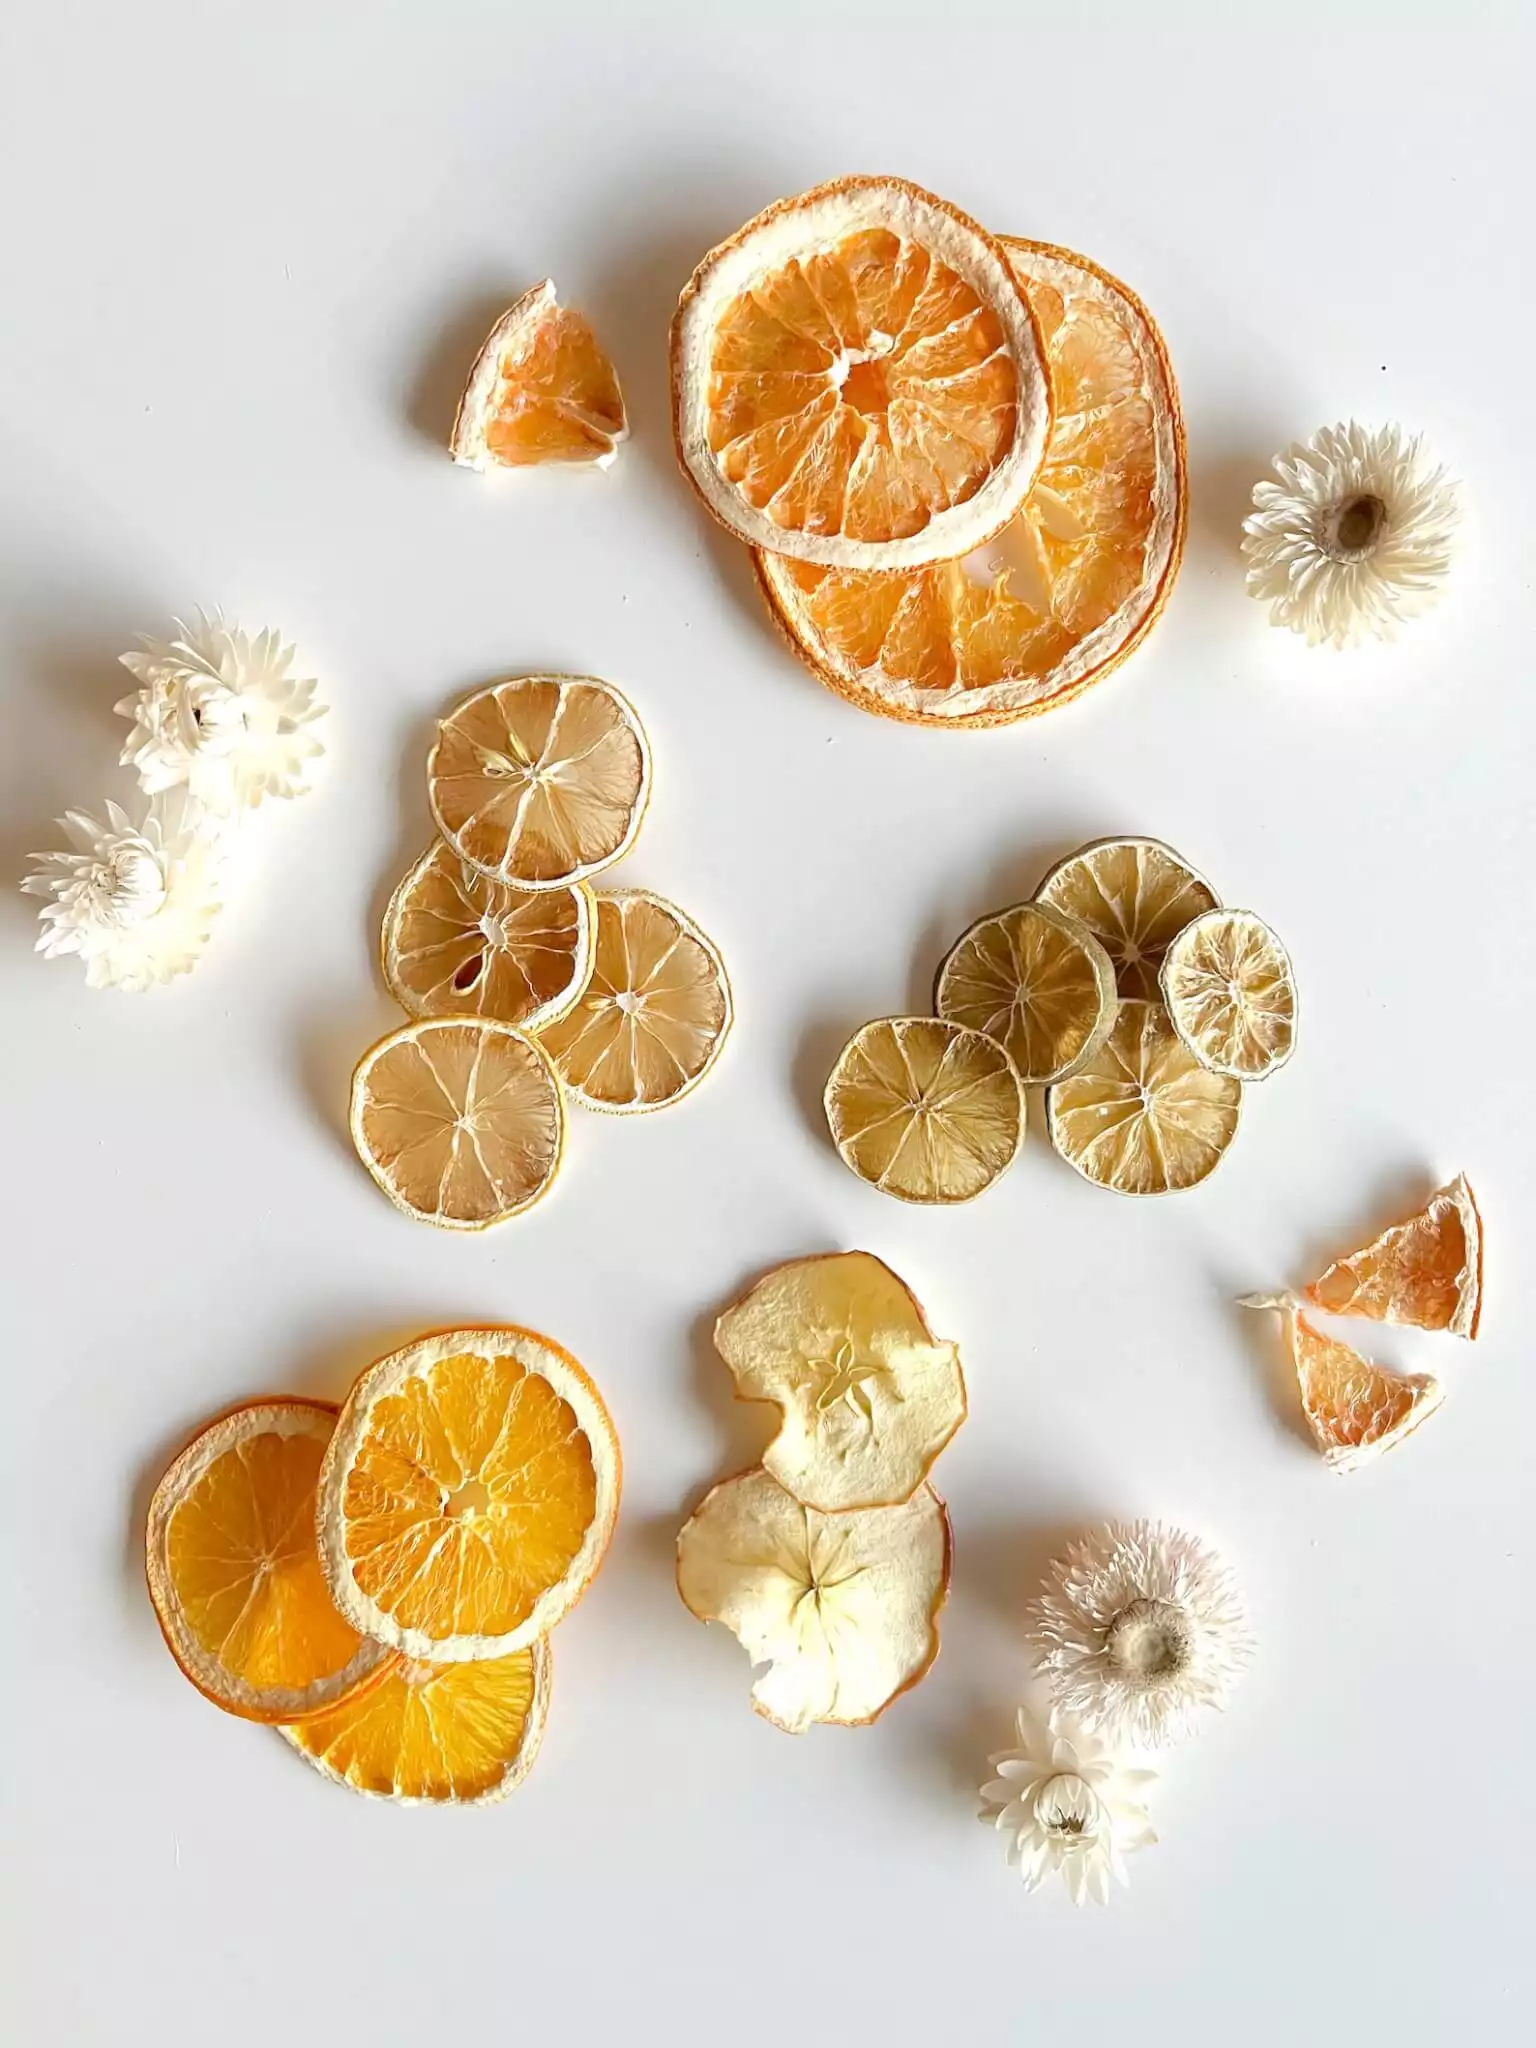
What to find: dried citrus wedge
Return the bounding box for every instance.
[671,176,1050,571]
[715,1251,966,1513]
[146,1399,393,1723]
[428,674,651,891]
[825,1016,1024,1204]
[1047,998,1241,1195]
[676,1466,951,1733]
[317,1327,621,1662]
[350,1017,564,1231]
[1240,1294,1446,1472]
[935,900,1117,1084]
[1160,909,1296,1080]
[538,889,732,1113]
[1306,1175,1482,1338]
[1037,836,1218,1001]
[756,237,1186,726]
[382,841,594,1030]
[450,281,627,471]
[281,1641,551,1804]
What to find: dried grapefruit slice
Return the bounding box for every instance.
[1160,909,1296,1080]
[1047,999,1241,1195]
[1036,837,1218,1001]
[1306,1175,1482,1338]
[146,1399,393,1723]
[825,1015,1024,1204]
[282,1641,551,1804]
[671,177,1050,571]
[450,282,627,471]
[935,900,1118,1084]
[317,1327,621,1662]
[1240,1294,1446,1472]
[676,1466,951,1732]
[715,1251,966,1513]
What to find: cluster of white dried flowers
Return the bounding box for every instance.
[23,612,325,991]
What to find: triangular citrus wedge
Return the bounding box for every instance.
[451,282,627,471]
[1305,1174,1482,1338]
[1240,1293,1445,1473]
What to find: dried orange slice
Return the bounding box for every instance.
[450,282,627,471]
[1240,1294,1446,1472]
[1036,836,1218,1001]
[146,1399,393,1723]
[317,1327,621,1662]
[1047,999,1241,1196]
[382,841,594,1030]
[282,1641,551,1804]
[350,1017,564,1230]
[671,177,1050,571]
[1306,1175,1482,1338]
[825,1015,1024,1204]
[715,1251,966,1513]
[676,1466,951,1733]
[935,900,1117,1084]
[538,889,732,1113]
[1160,909,1296,1081]
[428,674,650,891]
[756,238,1186,725]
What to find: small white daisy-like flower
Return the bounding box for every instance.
[22,790,227,991]
[1029,1520,1253,1747]
[979,1706,1157,1906]
[116,609,326,813]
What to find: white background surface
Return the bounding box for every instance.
[3,4,1533,2043]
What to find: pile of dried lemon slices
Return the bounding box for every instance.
[349,674,733,1229]
[825,835,1299,1202]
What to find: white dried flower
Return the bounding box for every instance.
[1241,421,1458,648]
[116,610,325,812]
[22,790,226,990]
[979,1706,1157,1905]
[1029,1520,1253,1747]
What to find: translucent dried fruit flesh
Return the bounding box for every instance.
[1047,999,1241,1195]
[676,1466,950,1732]
[145,1401,392,1723]
[282,1641,550,1804]
[1160,908,1296,1080]
[825,1015,1024,1204]
[428,675,650,891]
[935,900,1117,1083]
[539,890,732,1113]
[451,282,627,471]
[1037,837,1218,1001]
[1245,1296,1445,1472]
[1307,1175,1482,1338]
[715,1251,966,1513]
[350,1018,564,1230]
[318,1328,621,1661]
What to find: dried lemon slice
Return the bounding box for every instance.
[1036,837,1218,1001]
[1160,909,1296,1080]
[382,841,594,1030]
[1047,999,1241,1195]
[825,1015,1024,1204]
[1306,1175,1482,1338]
[428,674,651,891]
[450,281,627,471]
[1240,1294,1446,1472]
[676,1466,951,1732]
[715,1251,966,1513]
[538,889,732,1113]
[935,900,1117,1084]
[350,1017,564,1230]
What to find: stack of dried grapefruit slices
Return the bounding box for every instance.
[670,176,1186,727]
[145,1326,621,1802]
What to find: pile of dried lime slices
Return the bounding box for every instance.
[350,673,733,1229]
[825,835,1298,1201]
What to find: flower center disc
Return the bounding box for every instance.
[1105,1596,1193,1680]
[1325,491,1388,560]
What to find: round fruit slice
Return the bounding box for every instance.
[676,1465,951,1733]
[317,1327,621,1662]
[1160,909,1296,1080]
[825,1015,1024,1204]
[1240,1294,1446,1472]
[350,1018,564,1231]
[935,900,1118,1084]
[1306,1174,1482,1338]
[1036,836,1218,1001]
[756,237,1186,726]
[281,1640,551,1804]
[671,176,1050,571]
[382,841,594,1030]
[450,281,627,471]
[145,1399,393,1724]
[538,889,732,1113]
[428,674,651,891]
[1046,999,1241,1196]
[715,1251,966,1513]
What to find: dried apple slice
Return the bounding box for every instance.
[1306,1174,1482,1338]
[1240,1293,1445,1472]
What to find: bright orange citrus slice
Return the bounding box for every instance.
[1306,1175,1482,1338]
[825,1015,1025,1204]
[1036,836,1218,1002]
[1241,1294,1446,1472]
[450,281,627,470]
[1047,999,1241,1195]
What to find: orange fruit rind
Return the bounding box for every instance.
[825,1014,1025,1204]
[450,281,627,472]
[1306,1174,1482,1339]
[1160,908,1297,1081]
[935,899,1118,1084]
[1036,836,1219,1003]
[1240,1293,1446,1472]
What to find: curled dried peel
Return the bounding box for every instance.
[935,899,1118,1083]
[1241,1294,1445,1472]
[715,1251,966,1512]
[1047,999,1241,1195]
[1160,908,1296,1081]
[1037,837,1218,1002]
[1306,1175,1482,1339]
